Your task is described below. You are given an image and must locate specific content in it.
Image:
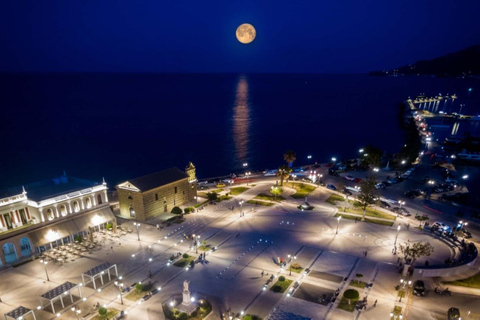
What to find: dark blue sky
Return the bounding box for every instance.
[1,0,479,73]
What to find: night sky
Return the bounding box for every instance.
[1,0,480,73]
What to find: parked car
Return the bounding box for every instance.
[413,280,426,296]
[432,221,450,231]
[141,293,152,301]
[375,182,386,189]
[353,177,363,183]
[151,287,161,295]
[198,185,209,190]
[344,175,355,181]
[342,188,352,196]
[404,190,420,198]
[197,180,208,185]
[392,207,410,215]
[215,182,226,188]
[379,201,391,209]
[387,178,397,184]
[326,184,336,190]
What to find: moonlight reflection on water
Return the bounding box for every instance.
[233,77,250,164]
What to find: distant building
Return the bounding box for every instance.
[116,163,197,221]
[0,174,114,265]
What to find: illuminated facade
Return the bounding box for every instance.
[116,164,197,221]
[0,174,113,265]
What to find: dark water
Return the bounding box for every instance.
[1,73,479,189]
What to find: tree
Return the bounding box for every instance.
[206,192,218,201]
[270,186,283,201]
[357,175,378,221]
[98,307,107,316]
[171,206,183,215]
[277,164,291,186]
[283,150,296,167]
[399,241,434,266]
[361,145,383,168]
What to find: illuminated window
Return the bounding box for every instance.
[85,197,92,209]
[47,209,54,220]
[60,205,67,216]
[128,194,132,200]
[129,206,135,218]
[73,201,80,213]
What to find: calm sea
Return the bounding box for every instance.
[1,73,479,189]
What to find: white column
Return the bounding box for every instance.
[104,190,109,202]
[68,202,73,214]
[80,198,85,210]
[39,208,45,222]
[55,205,60,218]
[92,194,97,206]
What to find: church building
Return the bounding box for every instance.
[116,163,197,221]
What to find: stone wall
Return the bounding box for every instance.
[142,179,196,220]
[117,189,145,220]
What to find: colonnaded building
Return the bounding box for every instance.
[0,174,114,266]
[116,163,197,221]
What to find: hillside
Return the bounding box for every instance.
[370,45,480,77]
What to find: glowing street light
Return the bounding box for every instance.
[239,200,244,217]
[71,305,81,320]
[331,157,337,163]
[359,148,364,153]
[114,279,124,305]
[245,172,251,186]
[394,226,401,254]
[307,155,312,159]
[133,222,141,241]
[336,216,342,234]
[462,175,469,180]
[40,259,50,281]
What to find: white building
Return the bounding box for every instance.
[0,174,114,266]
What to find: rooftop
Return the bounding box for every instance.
[0,175,101,202]
[121,167,188,192]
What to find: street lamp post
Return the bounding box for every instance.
[245,172,251,186]
[394,226,401,254]
[71,305,82,320]
[239,200,244,217]
[196,235,200,254]
[133,222,141,241]
[398,201,405,216]
[115,278,124,305]
[40,259,50,281]
[194,196,198,205]
[399,279,411,302]
[336,216,342,234]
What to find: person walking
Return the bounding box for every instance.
[156,224,160,230]
[261,270,264,277]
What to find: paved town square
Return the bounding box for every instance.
[1,163,479,320]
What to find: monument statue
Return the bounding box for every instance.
[182,280,191,305]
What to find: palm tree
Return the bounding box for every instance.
[283,150,296,167]
[277,164,292,186]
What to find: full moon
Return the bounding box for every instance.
[236,23,256,44]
